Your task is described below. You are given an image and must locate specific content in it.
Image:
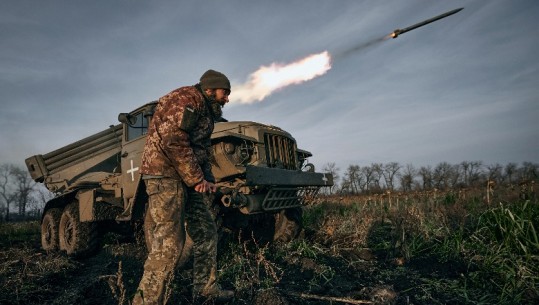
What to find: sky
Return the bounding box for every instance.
[1,0,538,176]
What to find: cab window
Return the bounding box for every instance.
[126,112,148,141]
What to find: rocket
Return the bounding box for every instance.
[391,8,463,39]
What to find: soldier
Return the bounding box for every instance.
[133,70,234,305]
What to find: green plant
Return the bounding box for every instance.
[0,221,40,248]
[287,239,322,259]
[479,201,539,256]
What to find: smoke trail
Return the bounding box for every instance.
[333,34,391,60]
[230,51,332,104]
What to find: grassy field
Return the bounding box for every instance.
[0,190,537,305]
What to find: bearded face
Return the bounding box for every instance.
[202,88,227,121]
[209,101,223,121]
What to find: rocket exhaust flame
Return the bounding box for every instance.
[230,51,332,104]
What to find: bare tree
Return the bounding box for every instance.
[0,164,16,221]
[322,162,340,195]
[360,165,375,194]
[399,163,416,192]
[370,163,384,192]
[382,162,401,191]
[486,163,503,183]
[433,162,456,190]
[460,161,471,186]
[24,184,54,219]
[504,162,518,184]
[520,162,539,181]
[450,163,461,189]
[0,164,37,220]
[11,166,36,217]
[344,165,362,194]
[418,165,433,190]
[460,161,483,187]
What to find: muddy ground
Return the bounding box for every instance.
[0,223,473,305]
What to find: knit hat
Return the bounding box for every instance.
[199,69,231,90]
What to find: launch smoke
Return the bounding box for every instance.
[230,51,332,104]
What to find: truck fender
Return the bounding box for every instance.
[116,178,148,223]
[42,190,78,221]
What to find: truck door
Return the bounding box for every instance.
[120,110,149,206]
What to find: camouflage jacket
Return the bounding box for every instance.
[140,85,215,187]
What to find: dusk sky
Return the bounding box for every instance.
[1,0,538,175]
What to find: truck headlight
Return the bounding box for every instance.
[238,141,254,164]
[224,143,235,154]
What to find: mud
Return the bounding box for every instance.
[0,225,490,305]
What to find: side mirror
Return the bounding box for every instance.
[118,113,137,126]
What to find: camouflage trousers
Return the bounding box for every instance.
[132,178,218,305]
[185,187,219,298]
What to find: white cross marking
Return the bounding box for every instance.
[322,173,328,185]
[127,159,139,182]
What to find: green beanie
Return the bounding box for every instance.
[199,69,231,90]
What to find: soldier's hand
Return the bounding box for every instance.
[194,180,217,193]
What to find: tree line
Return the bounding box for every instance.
[322,161,538,195]
[1,161,538,221]
[0,163,53,222]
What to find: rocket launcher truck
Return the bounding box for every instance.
[25,101,333,257]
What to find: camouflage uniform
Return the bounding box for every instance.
[133,84,220,305]
[140,85,215,186]
[184,189,219,296]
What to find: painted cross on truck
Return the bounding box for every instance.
[127,159,139,181]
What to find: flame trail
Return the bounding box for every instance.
[230,51,331,104]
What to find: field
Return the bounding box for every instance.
[1,189,538,305]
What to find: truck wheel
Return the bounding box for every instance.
[59,202,101,257]
[41,208,62,251]
[273,207,303,242]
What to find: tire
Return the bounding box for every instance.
[41,208,62,251]
[273,207,303,242]
[59,202,101,257]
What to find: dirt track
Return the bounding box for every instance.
[0,224,471,305]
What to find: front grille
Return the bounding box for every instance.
[261,186,320,211]
[264,133,297,170]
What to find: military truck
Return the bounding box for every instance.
[25,101,332,257]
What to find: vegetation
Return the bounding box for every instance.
[0,163,53,222]
[0,160,536,304]
[303,189,538,304]
[0,181,537,305]
[322,161,538,196]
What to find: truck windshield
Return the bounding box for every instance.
[126,112,148,141]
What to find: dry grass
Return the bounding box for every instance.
[300,186,538,304]
[0,184,537,305]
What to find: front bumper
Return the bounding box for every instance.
[223,166,333,214]
[245,166,333,187]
